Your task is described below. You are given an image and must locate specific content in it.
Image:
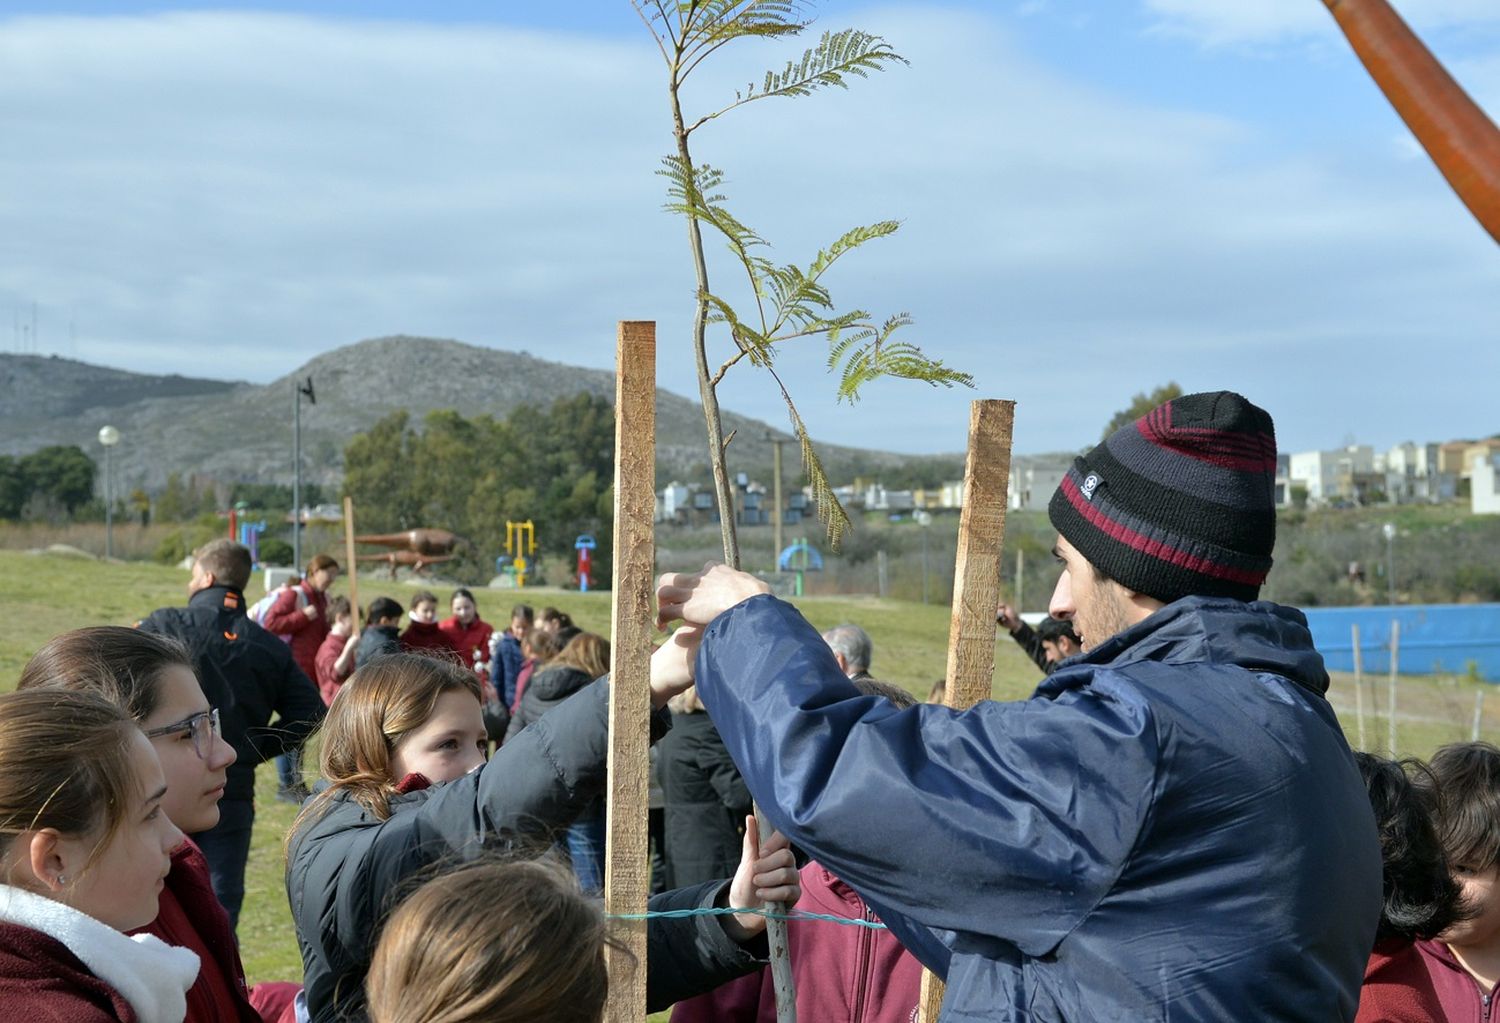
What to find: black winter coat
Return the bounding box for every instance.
[659,709,753,889]
[140,585,324,802]
[354,624,400,667]
[502,663,593,743]
[288,678,764,1022]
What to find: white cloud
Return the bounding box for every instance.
[1141,0,1500,47]
[0,6,1496,464]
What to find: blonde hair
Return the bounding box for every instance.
[366,858,611,1023]
[550,633,610,681]
[523,627,564,665]
[290,654,481,837]
[0,689,140,876]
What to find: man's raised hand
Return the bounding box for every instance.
[655,563,771,630]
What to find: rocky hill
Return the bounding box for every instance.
[0,337,957,492]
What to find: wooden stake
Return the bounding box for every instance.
[342,496,360,624]
[917,399,1015,1023]
[1352,624,1366,751]
[1473,689,1485,743]
[1388,620,1401,756]
[603,321,656,1023]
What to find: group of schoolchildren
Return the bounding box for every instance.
[1,539,1499,1023]
[0,540,805,1022]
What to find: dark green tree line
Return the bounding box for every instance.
[0,445,97,521]
[342,393,616,585]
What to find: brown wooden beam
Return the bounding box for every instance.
[917,398,1016,1022]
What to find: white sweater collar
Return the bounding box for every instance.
[0,884,199,1023]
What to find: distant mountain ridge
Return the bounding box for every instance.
[0,336,956,493]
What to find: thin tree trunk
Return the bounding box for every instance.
[670,71,793,1021]
[670,90,740,568]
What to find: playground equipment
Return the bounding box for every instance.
[238,519,266,566]
[777,539,823,597]
[575,534,597,592]
[506,520,537,588]
[1323,0,1500,242]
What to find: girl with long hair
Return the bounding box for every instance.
[19,625,301,1023]
[0,688,195,1020]
[286,646,798,1023]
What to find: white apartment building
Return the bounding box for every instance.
[1008,456,1071,511]
[1382,442,1456,504]
[1474,454,1500,515]
[1286,445,1376,505]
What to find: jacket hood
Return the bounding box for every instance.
[1049,595,1330,696]
[527,664,594,701]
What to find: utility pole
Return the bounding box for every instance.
[293,377,316,570]
[768,434,787,573]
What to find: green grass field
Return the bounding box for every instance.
[1,549,1493,1001]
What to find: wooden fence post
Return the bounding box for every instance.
[1388,620,1401,755]
[916,399,1015,1023]
[603,321,656,1023]
[1352,624,1366,750]
[342,497,361,622]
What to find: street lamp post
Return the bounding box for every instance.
[1383,521,1397,605]
[98,425,120,559]
[916,509,933,604]
[292,377,316,570]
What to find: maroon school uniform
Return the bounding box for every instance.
[438,615,494,676]
[400,619,458,657]
[671,861,923,1023]
[260,582,330,682]
[0,923,141,1022]
[1357,936,1447,1022]
[136,839,298,1023]
[1414,939,1500,1023]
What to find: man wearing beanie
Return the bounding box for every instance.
[654,390,1382,1022]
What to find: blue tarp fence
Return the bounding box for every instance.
[1300,604,1500,683]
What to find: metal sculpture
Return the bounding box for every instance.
[356,549,456,579]
[354,528,464,557]
[1323,0,1500,242]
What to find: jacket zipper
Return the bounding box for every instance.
[851,902,876,1023]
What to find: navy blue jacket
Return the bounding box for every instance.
[491,631,526,707]
[695,595,1382,1022]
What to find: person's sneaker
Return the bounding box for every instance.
[277,783,311,805]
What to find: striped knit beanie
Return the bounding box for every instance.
[1047,390,1277,605]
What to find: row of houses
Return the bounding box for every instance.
[1276,438,1500,512]
[656,436,1500,525]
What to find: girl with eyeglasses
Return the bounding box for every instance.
[0,688,194,1020]
[20,626,300,1023]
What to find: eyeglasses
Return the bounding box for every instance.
[144,707,222,761]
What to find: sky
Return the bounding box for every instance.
[0,0,1497,459]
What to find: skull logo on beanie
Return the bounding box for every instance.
[1047,391,1278,605]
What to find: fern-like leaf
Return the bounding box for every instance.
[783,400,851,551]
[742,29,907,103]
[830,315,974,403]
